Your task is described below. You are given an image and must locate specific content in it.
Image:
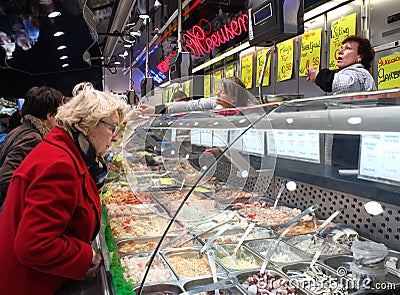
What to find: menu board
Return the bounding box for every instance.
[359,133,400,185]
[242,130,265,155]
[267,130,320,163]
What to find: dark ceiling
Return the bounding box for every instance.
[0,0,325,98]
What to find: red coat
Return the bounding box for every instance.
[0,126,102,294]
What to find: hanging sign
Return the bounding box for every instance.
[329,13,356,70]
[204,74,211,98]
[241,54,253,89]
[226,64,235,78]
[277,38,294,82]
[256,48,271,87]
[299,28,322,76]
[377,52,400,90]
[214,70,223,94]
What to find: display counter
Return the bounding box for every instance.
[100,87,400,295]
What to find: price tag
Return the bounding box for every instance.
[101,189,112,200]
[113,154,123,162]
[160,178,173,185]
[195,187,210,193]
[137,151,153,157]
[120,181,129,186]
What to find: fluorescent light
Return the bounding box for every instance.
[114,61,121,65]
[139,14,149,19]
[124,43,132,48]
[57,45,67,50]
[192,41,250,73]
[59,55,68,60]
[130,31,141,37]
[61,63,69,68]
[53,31,65,37]
[48,11,61,18]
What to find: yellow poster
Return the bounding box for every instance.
[241,54,253,89]
[329,13,356,69]
[183,81,191,97]
[377,52,400,90]
[256,48,271,87]
[299,28,322,76]
[214,70,223,93]
[204,74,211,98]
[277,38,294,82]
[226,64,235,78]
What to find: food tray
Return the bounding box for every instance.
[323,255,400,287]
[212,244,263,273]
[189,210,249,234]
[105,203,167,219]
[245,238,311,265]
[120,253,176,285]
[271,220,331,236]
[234,269,308,294]
[162,247,227,280]
[109,215,182,239]
[280,261,354,294]
[284,234,351,258]
[182,276,245,294]
[152,190,207,203]
[133,283,184,294]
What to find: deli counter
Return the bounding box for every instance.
[99,89,400,295]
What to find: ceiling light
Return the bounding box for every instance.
[60,55,68,60]
[139,14,150,19]
[57,45,67,50]
[114,61,121,65]
[53,31,65,37]
[48,11,61,18]
[154,0,162,8]
[124,43,132,48]
[61,63,69,68]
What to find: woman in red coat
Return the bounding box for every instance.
[0,83,127,294]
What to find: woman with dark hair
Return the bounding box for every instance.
[306,35,376,94]
[0,86,63,210]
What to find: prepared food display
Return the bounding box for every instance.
[239,271,298,295]
[105,204,165,218]
[273,220,330,236]
[237,206,304,227]
[120,254,173,284]
[102,189,153,205]
[213,245,262,271]
[201,227,274,244]
[285,234,351,256]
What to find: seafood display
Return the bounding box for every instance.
[240,271,297,295]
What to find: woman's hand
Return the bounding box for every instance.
[140,104,155,114]
[306,68,319,83]
[86,249,102,276]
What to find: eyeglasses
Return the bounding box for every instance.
[99,119,120,136]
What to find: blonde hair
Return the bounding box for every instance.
[56,83,128,135]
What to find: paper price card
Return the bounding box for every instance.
[204,74,211,98]
[299,29,322,76]
[195,187,210,193]
[377,52,400,90]
[241,54,253,89]
[256,48,271,86]
[277,38,294,82]
[160,178,173,185]
[226,64,236,78]
[214,70,223,94]
[329,13,356,70]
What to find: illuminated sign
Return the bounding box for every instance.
[182,13,248,59]
[156,51,176,73]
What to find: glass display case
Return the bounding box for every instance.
[102,82,400,295]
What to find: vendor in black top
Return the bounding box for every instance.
[306,35,376,94]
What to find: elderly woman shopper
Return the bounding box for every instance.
[0,83,127,294]
[306,35,376,94]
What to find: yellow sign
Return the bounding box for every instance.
[214,70,223,93]
[329,13,356,69]
[256,48,271,86]
[226,64,235,78]
[300,28,322,76]
[277,38,294,82]
[204,74,211,98]
[241,54,253,89]
[195,187,210,193]
[377,52,400,90]
[160,178,173,185]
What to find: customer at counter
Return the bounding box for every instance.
[141,76,253,114]
[306,35,376,94]
[0,83,127,294]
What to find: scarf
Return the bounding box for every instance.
[71,129,108,190]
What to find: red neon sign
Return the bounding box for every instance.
[182,13,248,59]
[156,51,176,73]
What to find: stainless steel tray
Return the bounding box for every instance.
[234,269,308,295]
[133,283,184,294]
[244,238,311,265]
[198,227,274,245]
[212,244,263,273]
[162,247,227,280]
[182,276,245,294]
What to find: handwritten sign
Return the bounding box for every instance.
[299,29,322,76]
[204,74,211,98]
[226,64,235,78]
[256,48,271,86]
[214,69,223,94]
[329,13,356,70]
[241,54,253,89]
[377,52,400,90]
[277,38,294,82]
